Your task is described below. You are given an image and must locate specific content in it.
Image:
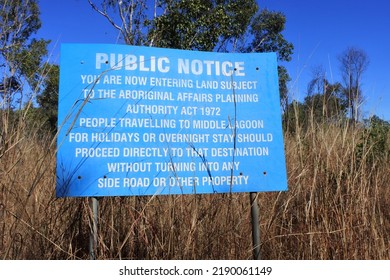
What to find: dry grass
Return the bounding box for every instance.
[0,107,389,259]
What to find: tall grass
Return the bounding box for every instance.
[0,105,389,259]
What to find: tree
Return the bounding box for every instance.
[283,66,348,133]
[0,0,50,109]
[306,66,347,122]
[246,9,293,61]
[278,65,291,114]
[148,0,258,51]
[89,0,258,51]
[304,83,346,123]
[283,100,306,134]
[89,1,293,106]
[245,9,293,109]
[88,0,149,46]
[36,64,59,132]
[356,115,390,164]
[338,47,369,123]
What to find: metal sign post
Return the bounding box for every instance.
[250,192,261,260]
[89,197,99,260]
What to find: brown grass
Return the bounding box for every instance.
[0,108,389,259]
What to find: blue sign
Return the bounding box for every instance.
[56,44,287,197]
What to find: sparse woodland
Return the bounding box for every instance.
[0,0,389,259]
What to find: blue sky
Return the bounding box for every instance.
[37,0,390,120]
[259,0,390,121]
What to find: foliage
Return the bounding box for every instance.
[246,9,293,62]
[283,81,347,134]
[356,115,390,164]
[305,81,347,122]
[0,0,50,109]
[36,64,59,133]
[282,100,304,134]
[88,0,149,45]
[89,0,259,51]
[15,38,50,90]
[89,0,293,108]
[149,0,258,51]
[245,8,293,108]
[0,0,41,49]
[278,65,290,113]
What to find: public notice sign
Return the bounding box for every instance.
[56,44,287,197]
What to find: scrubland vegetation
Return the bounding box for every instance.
[1,106,389,259]
[1,0,389,260]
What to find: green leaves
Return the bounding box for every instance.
[15,38,50,89]
[91,1,294,113]
[148,0,258,51]
[248,9,293,61]
[0,0,42,51]
[0,0,49,108]
[36,64,59,132]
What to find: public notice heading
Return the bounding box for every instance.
[56,43,288,197]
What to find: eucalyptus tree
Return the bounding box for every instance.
[245,8,293,109]
[148,0,258,51]
[36,64,59,132]
[89,0,258,51]
[0,0,50,109]
[89,0,294,106]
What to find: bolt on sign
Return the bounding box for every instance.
[56,44,287,197]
